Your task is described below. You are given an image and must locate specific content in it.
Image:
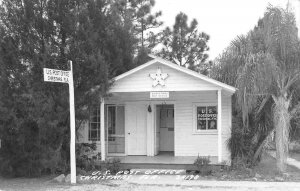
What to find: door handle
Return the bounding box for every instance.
[128,132,130,135]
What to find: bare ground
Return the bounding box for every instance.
[1,153,300,191]
[1,176,300,191]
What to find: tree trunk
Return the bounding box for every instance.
[252,129,274,165]
[273,95,291,173]
[141,19,144,48]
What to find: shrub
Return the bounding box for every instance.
[227,115,255,168]
[102,158,121,175]
[193,155,212,176]
[231,156,252,170]
[76,143,98,172]
[75,144,122,174]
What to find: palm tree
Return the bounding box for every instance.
[237,53,300,172]
[212,5,300,172]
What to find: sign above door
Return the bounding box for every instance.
[150,92,169,99]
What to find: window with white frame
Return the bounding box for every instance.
[195,105,217,131]
[89,106,100,141]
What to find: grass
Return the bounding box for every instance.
[253,153,300,181]
[188,153,300,181]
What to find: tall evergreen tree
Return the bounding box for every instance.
[0,0,136,176]
[111,0,163,65]
[158,12,210,72]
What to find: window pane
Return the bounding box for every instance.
[208,120,217,129]
[90,107,101,123]
[89,105,101,141]
[116,106,125,135]
[197,120,207,130]
[89,130,99,141]
[108,106,116,134]
[108,137,125,153]
[207,106,217,129]
[207,106,217,119]
[197,107,207,130]
[90,123,98,130]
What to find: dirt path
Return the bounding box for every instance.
[1,176,300,191]
[268,151,300,170]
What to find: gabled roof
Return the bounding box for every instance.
[114,55,237,93]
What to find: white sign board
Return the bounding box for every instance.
[150,92,169,99]
[43,68,70,83]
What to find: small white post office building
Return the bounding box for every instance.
[78,55,236,164]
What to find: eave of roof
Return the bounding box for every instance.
[113,55,237,93]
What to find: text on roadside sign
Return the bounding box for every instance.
[43,68,70,83]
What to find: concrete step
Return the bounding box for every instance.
[120,163,222,171]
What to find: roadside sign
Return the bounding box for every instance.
[43,62,76,184]
[43,68,70,83]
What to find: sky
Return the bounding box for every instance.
[152,0,300,60]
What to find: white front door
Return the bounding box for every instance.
[126,104,147,155]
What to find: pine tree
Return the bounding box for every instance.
[158,12,210,72]
[111,0,163,65]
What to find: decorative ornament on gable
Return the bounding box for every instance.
[149,67,169,87]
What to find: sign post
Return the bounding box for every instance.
[43,61,76,184]
[68,61,76,184]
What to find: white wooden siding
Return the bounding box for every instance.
[110,62,220,92]
[174,91,231,162]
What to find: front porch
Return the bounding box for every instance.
[107,152,219,170]
[100,90,226,162]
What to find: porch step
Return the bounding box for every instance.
[120,163,194,170]
[119,163,221,171]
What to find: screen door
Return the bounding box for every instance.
[106,105,125,154]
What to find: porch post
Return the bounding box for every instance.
[100,97,105,161]
[146,103,154,156]
[217,90,222,163]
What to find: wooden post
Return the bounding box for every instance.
[146,104,154,156]
[69,61,76,184]
[43,62,77,183]
[100,97,105,161]
[217,90,222,163]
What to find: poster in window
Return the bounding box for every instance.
[197,107,207,130]
[208,120,217,129]
[207,106,217,129]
